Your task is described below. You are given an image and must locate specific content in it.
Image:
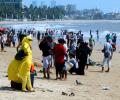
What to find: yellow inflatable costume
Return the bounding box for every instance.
[8,36,33,91]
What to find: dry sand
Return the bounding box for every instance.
[0,38,120,100]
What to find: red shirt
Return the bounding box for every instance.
[53,44,66,63]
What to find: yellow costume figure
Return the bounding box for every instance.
[8,36,33,91]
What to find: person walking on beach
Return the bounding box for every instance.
[89,35,95,53]
[96,30,99,42]
[53,38,66,80]
[112,33,117,45]
[66,33,70,47]
[0,33,6,52]
[90,30,92,37]
[102,40,113,72]
[39,36,52,79]
[12,34,17,47]
[105,34,111,42]
[37,31,41,44]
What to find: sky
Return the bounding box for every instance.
[23,0,120,12]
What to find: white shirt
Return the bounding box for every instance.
[104,42,112,55]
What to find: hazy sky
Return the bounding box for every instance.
[23,0,120,12]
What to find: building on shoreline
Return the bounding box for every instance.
[0,0,22,9]
[0,0,22,20]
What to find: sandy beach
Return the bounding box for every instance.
[0,37,120,100]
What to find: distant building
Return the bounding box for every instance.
[0,0,22,10]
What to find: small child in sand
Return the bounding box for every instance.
[62,54,68,80]
[62,42,68,80]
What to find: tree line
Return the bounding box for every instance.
[0,4,66,21]
[0,3,120,21]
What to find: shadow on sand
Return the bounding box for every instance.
[0,86,14,91]
[0,86,21,92]
[89,70,103,73]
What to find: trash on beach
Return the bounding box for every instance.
[41,89,46,92]
[69,92,75,96]
[76,80,83,85]
[62,92,75,96]
[47,89,53,92]
[62,92,68,96]
[102,86,111,90]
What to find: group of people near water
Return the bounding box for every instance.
[0,27,116,92]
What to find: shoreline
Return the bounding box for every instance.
[1,20,120,25]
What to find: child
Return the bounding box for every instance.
[30,63,36,87]
[62,42,68,80]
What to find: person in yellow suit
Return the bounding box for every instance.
[8,36,34,92]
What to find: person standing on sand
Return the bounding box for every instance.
[0,33,6,52]
[76,42,91,75]
[102,40,113,72]
[89,35,95,53]
[39,36,53,79]
[8,36,34,92]
[37,31,41,44]
[96,30,99,42]
[53,38,66,80]
[12,34,17,47]
[66,33,70,47]
[62,41,68,80]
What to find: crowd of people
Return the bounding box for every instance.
[0,27,117,92]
